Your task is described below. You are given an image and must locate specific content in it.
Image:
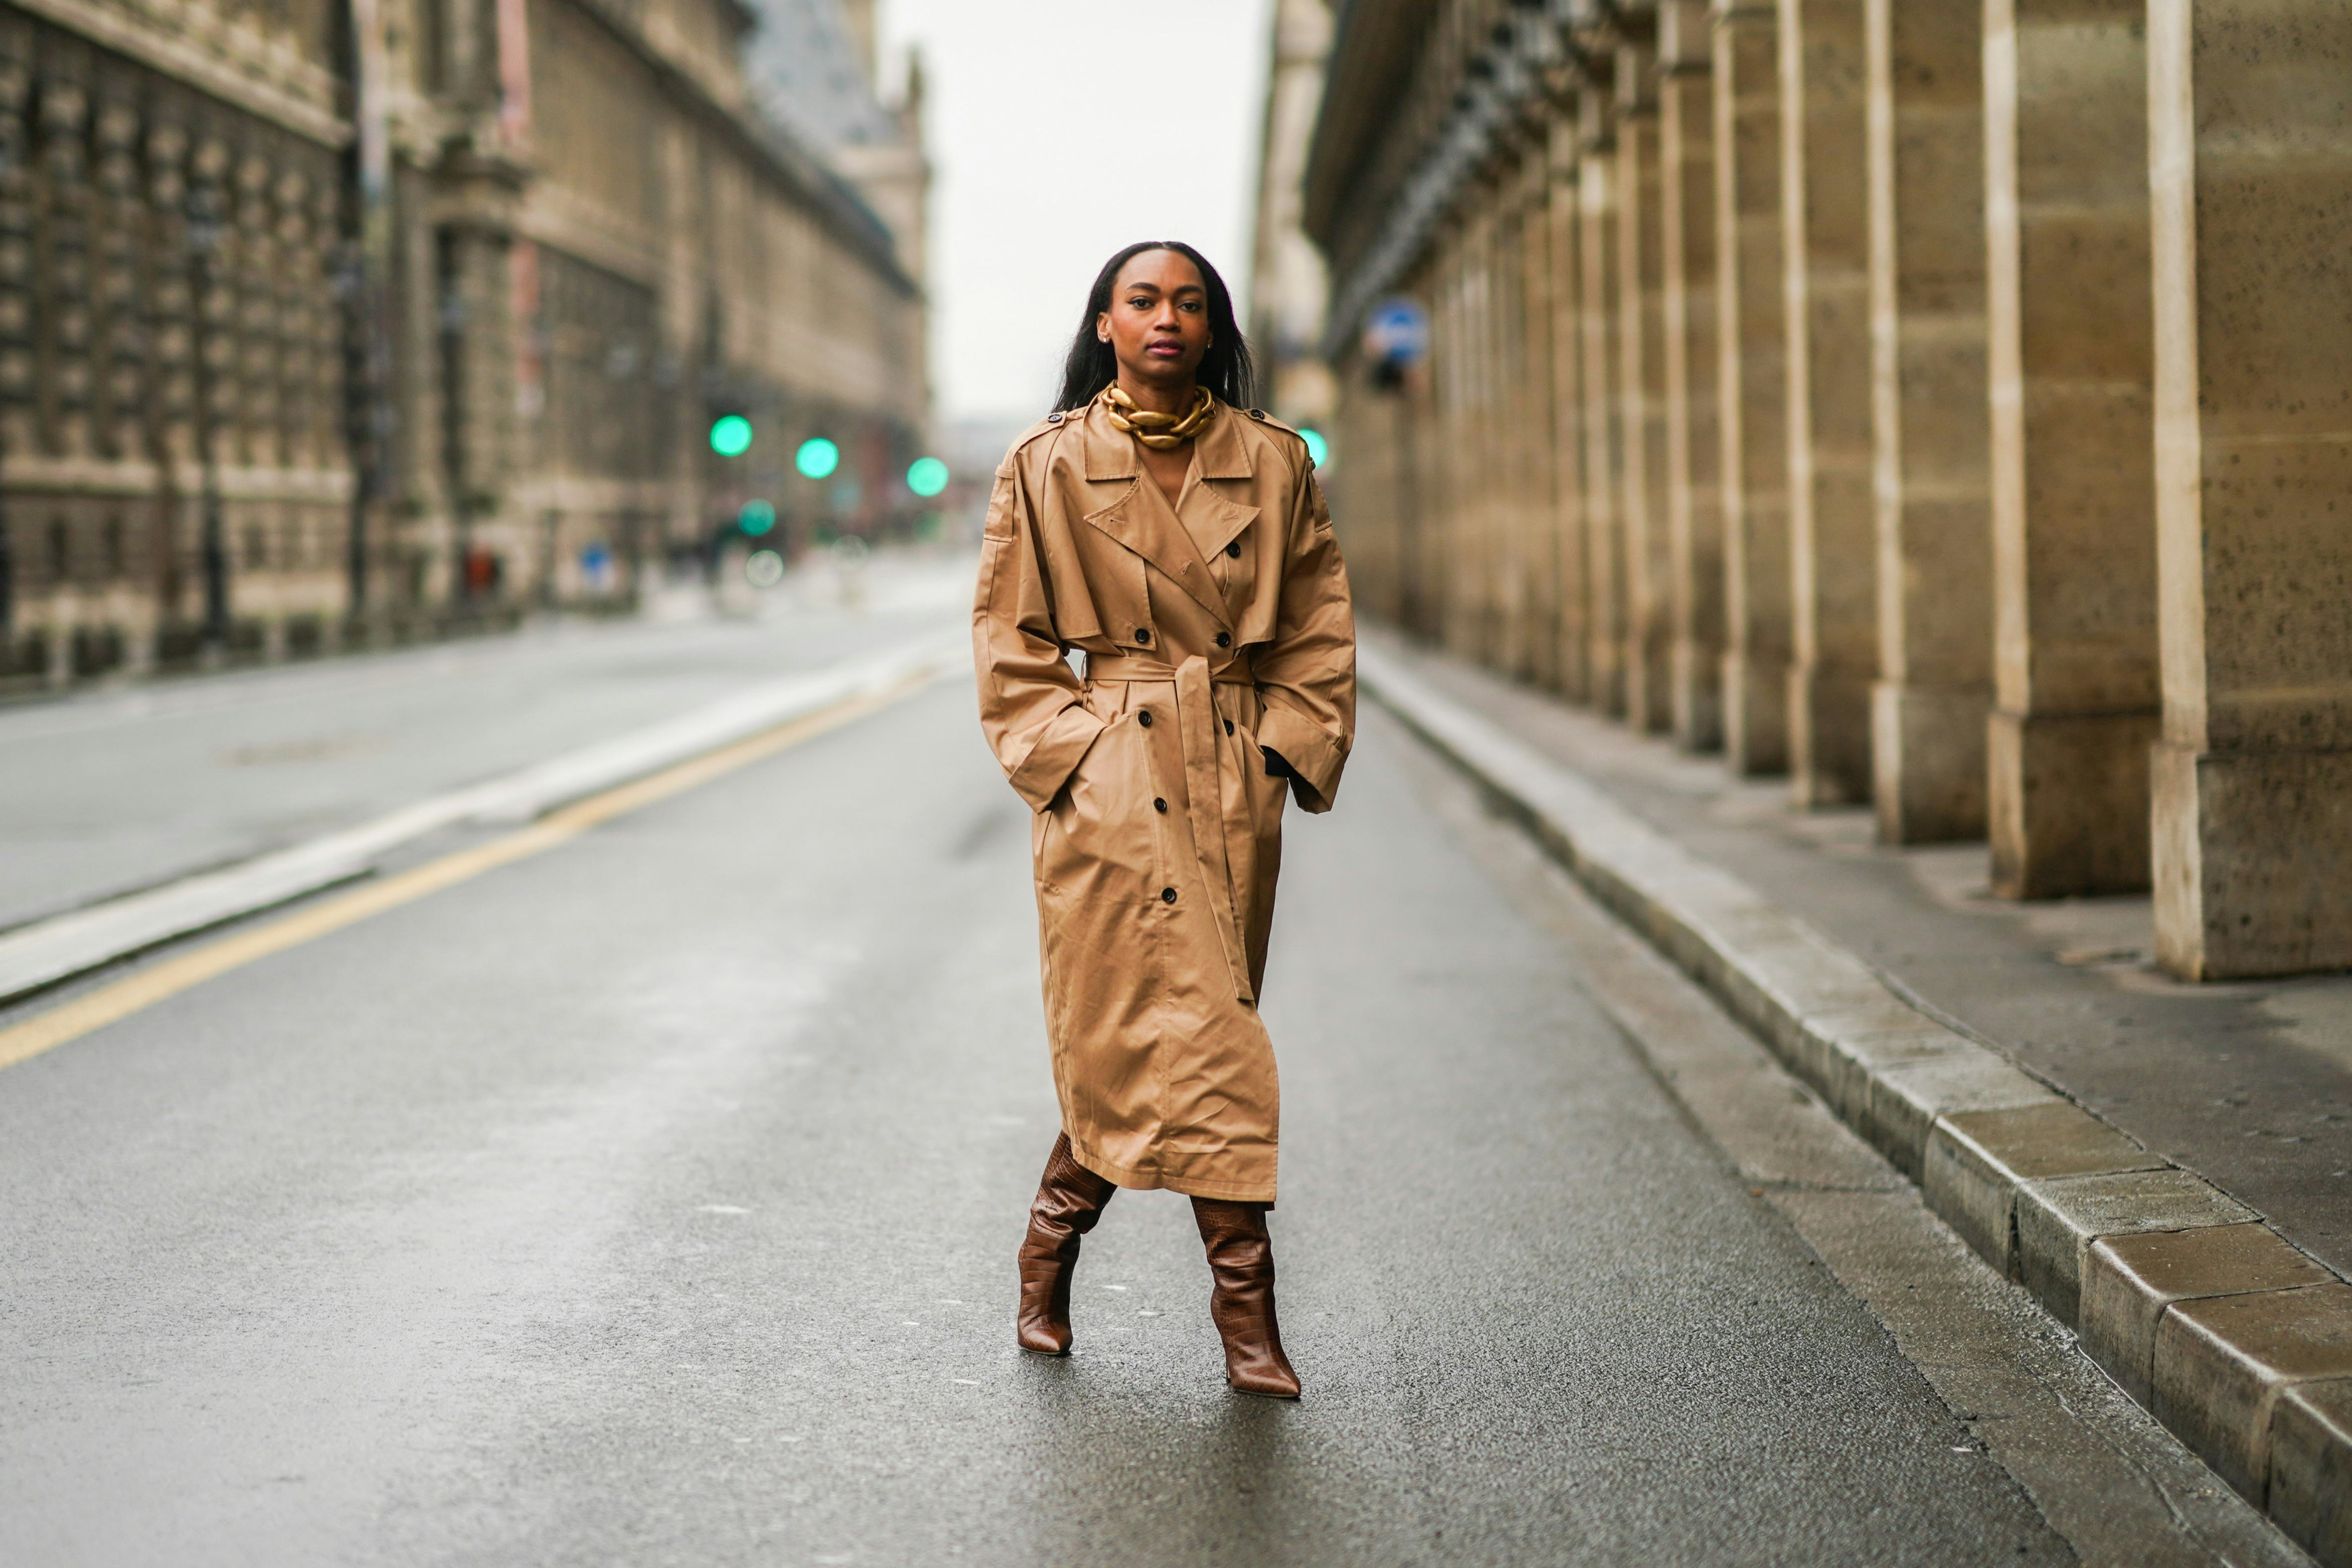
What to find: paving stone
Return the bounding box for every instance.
[2269,1375,2352,1567]
[2154,1283,2352,1502]
[1924,1102,2165,1277]
[2082,1224,2334,1402]
[2016,1167,2259,1326]
[1859,1052,2051,1182]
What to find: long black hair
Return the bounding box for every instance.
[1053,241,1258,413]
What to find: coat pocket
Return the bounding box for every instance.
[1036,691,1164,909]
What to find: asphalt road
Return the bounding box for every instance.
[0,620,2152,1565]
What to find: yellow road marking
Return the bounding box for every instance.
[0,673,933,1075]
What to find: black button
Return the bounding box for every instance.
[1225,541,1242,558]
[1153,797,1168,814]
[1223,719,1235,736]
[1214,631,1231,648]
[1135,627,1152,645]
[1046,411,1065,424]
[1160,887,1177,904]
[1136,709,1153,728]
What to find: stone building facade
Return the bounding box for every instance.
[0,0,926,687]
[1297,0,2351,983]
[1247,0,1336,433]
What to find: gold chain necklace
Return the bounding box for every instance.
[1102,384,1215,451]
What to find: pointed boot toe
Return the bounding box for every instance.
[1015,1314,1072,1357]
[1226,1358,1302,1400]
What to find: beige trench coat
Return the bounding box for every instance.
[973,395,1355,1203]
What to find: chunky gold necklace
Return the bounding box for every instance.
[1102,384,1215,450]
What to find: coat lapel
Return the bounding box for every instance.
[1078,401,1227,621]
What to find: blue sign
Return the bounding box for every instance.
[1364,297,1431,367]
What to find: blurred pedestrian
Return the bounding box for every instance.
[973,242,1356,1399]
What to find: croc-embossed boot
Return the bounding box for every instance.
[1015,1133,1117,1355]
[1190,1198,1302,1398]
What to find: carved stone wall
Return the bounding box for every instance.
[0,0,927,688]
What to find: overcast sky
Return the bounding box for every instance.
[876,0,1275,427]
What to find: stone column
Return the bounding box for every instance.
[1780,0,1875,806]
[1477,189,1511,670]
[1548,111,1592,702]
[1864,0,1991,843]
[1517,142,1563,692]
[2148,0,2352,980]
[1619,39,1674,733]
[1712,0,1791,774]
[1497,153,1538,681]
[1660,0,1724,751]
[1433,223,1473,655]
[1461,215,1493,660]
[1580,87,1627,716]
[1984,0,2157,897]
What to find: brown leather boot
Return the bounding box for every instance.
[1191,1198,1302,1398]
[1016,1133,1116,1355]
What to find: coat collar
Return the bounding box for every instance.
[1080,393,1256,482]
[1076,400,1227,623]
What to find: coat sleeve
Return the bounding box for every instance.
[1251,452,1356,814]
[972,453,1106,812]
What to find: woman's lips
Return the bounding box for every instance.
[1147,341,1183,356]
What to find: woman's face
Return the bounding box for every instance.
[1097,249,1212,390]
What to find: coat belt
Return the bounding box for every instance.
[1083,649,1257,1004]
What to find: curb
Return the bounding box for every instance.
[0,633,966,1009]
[1362,641,2352,1566]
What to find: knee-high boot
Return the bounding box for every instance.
[1016,1132,1116,1355]
[1191,1198,1302,1399]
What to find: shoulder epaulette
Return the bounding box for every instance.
[997,410,1076,472]
[1241,406,1301,439]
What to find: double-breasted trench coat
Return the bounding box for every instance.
[973,394,1355,1204]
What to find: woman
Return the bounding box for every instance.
[972,242,1355,1399]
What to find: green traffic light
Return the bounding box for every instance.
[739,499,776,536]
[709,414,753,456]
[906,456,949,498]
[1299,427,1328,468]
[796,437,840,479]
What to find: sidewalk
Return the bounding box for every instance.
[0,550,974,934]
[1370,628,2350,1277]
[1363,627,2352,1563]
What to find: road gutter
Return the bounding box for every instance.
[1362,639,2352,1568]
[0,632,968,1009]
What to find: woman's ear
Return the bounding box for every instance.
[1096,311,1110,344]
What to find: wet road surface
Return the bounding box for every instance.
[2,655,2108,1565]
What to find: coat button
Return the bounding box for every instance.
[1046,410,1065,424]
[1161,887,1177,904]
[1225,540,1242,558]
[1154,797,1168,814]
[1224,718,1235,736]
[1136,709,1153,728]
[1214,631,1231,647]
[1135,627,1152,645]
